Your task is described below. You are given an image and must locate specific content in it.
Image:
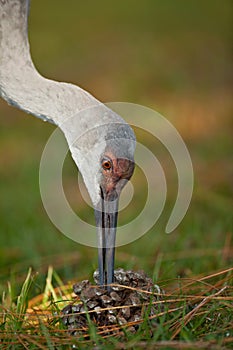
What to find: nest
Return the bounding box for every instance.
[62,268,162,335]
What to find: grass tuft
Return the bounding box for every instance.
[0,266,232,349]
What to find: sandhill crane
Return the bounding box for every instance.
[0,0,136,290]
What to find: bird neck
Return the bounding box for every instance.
[0,1,133,208]
[0,0,99,126]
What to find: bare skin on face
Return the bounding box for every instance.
[101,152,135,199]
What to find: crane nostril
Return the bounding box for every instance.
[106,214,110,229]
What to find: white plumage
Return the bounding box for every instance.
[0,0,136,289]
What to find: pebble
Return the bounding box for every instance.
[87,300,98,309]
[118,316,127,325]
[107,315,117,323]
[121,307,130,319]
[110,291,121,302]
[71,304,81,313]
[61,268,162,335]
[100,294,112,305]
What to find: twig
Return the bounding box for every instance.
[170,286,228,339]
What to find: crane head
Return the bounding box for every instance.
[70,107,136,291]
[95,139,135,289]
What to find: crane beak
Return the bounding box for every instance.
[94,191,119,291]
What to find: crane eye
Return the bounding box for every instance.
[102,159,112,170]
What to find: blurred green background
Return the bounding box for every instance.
[0,0,232,295]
